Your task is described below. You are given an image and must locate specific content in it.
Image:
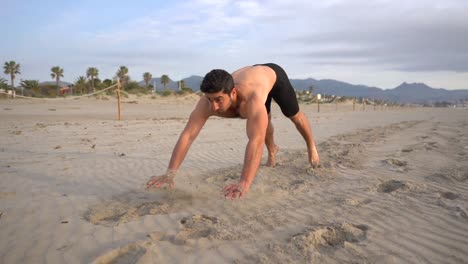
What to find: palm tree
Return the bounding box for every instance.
[20,80,39,90]
[161,74,170,90]
[86,67,99,93]
[3,61,21,92]
[50,66,64,95]
[20,80,39,96]
[143,72,152,87]
[102,79,113,88]
[75,76,87,95]
[116,66,129,86]
[0,77,8,90]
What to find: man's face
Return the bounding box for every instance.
[205,90,233,113]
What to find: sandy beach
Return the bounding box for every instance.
[0,96,467,263]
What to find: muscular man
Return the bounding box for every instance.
[146,63,320,199]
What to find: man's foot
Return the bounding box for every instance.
[310,161,321,169]
[309,147,320,168]
[267,145,279,167]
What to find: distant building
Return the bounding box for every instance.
[59,86,71,95]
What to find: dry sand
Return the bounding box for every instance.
[0,95,467,263]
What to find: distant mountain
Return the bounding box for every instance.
[382,82,449,103]
[183,75,203,91]
[139,77,179,90]
[291,79,468,104]
[290,78,383,98]
[137,75,468,104]
[138,75,203,91]
[140,78,171,90]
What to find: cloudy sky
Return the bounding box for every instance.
[2,0,468,89]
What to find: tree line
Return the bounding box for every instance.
[1,61,187,97]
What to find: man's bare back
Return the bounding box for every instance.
[206,65,277,119]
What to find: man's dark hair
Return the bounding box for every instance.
[200,69,234,94]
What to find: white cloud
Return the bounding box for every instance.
[3,0,468,89]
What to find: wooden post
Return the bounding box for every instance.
[117,79,122,120]
[353,98,356,111]
[317,94,321,113]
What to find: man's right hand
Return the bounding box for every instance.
[145,172,176,190]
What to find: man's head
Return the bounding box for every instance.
[200,69,236,113]
[200,69,234,94]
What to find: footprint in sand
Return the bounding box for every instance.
[238,222,369,263]
[423,141,439,150]
[319,141,365,170]
[426,168,468,183]
[291,222,368,253]
[91,243,148,264]
[438,199,468,220]
[384,158,407,167]
[205,171,238,185]
[92,214,239,263]
[168,214,239,245]
[84,200,170,226]
[344,197,372,206]
[84,190,196,226]
[383,158,408,173]
[401,147,414,153]
[378,180,406,193]
[439,192,459,200]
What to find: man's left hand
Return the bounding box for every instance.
[223,182,249,200]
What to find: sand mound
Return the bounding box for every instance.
[378,180,406,193]
[425,166,468,183]
[92,243,148,264]
[84,190,197,226]
[291,222,368,251]
[169,214,240,245]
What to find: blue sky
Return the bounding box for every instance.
[2,0,468,89]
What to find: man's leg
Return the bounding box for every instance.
[265,113,279,167]
[289,110,320,167]
[261,63,319,167]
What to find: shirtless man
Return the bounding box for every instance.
[146,63,320,199]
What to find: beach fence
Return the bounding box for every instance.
[0,89,16,98]
[307,95,401,113]
[296,92,398,113]
[0,80,124,120]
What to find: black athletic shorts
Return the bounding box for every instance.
[254,63,299,117]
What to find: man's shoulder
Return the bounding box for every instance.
[243,93,268,115]
[232,66,253,76]
[192,97,213,117]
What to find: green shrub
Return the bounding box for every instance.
[161,90,173,96]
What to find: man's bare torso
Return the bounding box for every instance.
[215,65,276,118]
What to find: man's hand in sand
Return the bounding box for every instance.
[146,172,176,190]
[223,181,250,200]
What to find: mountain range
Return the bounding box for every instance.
[142,76,468,104]
[35,76,467,104]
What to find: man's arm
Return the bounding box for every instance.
[223,100,268,199]
[167,101,210,172]
[146,99,210,189]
